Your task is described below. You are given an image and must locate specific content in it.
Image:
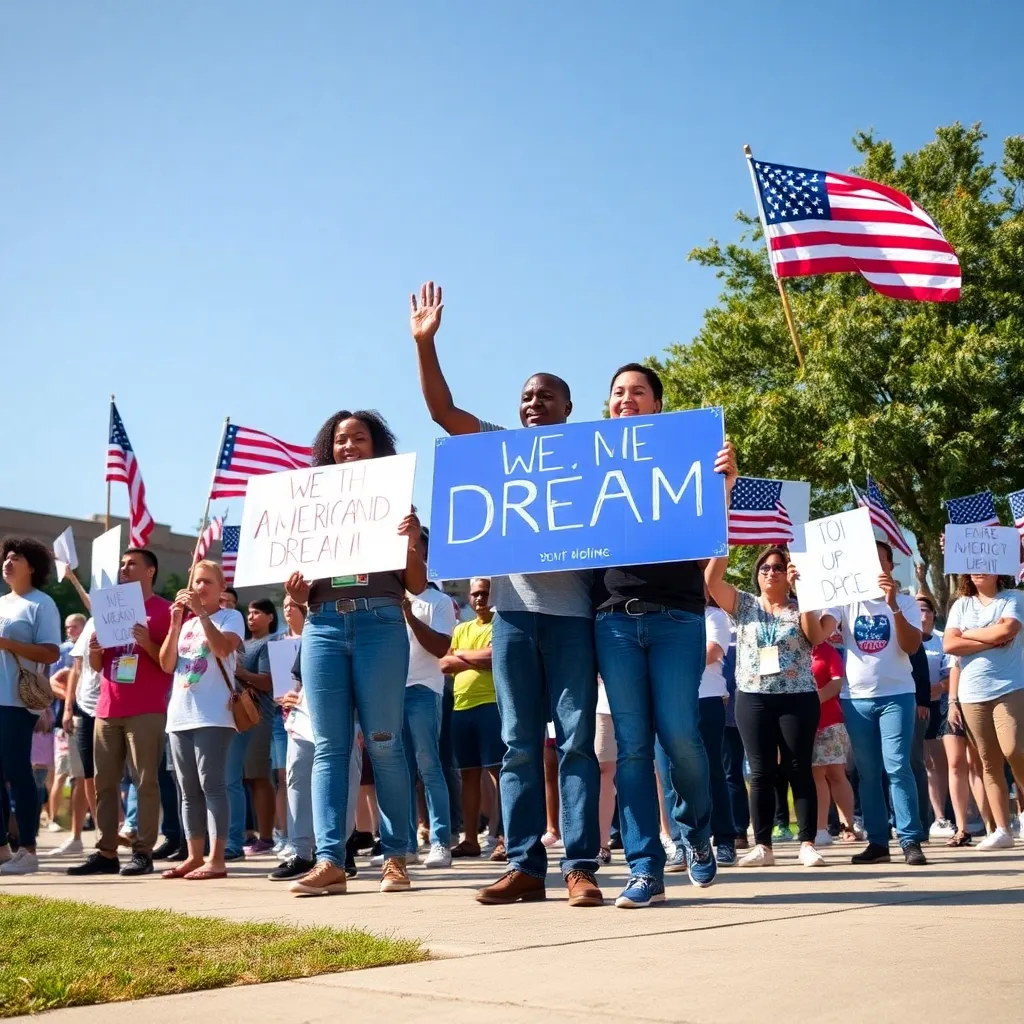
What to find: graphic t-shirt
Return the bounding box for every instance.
[698,607,732,699]
[97,595,173,719]
[730,590,816,694]
[945,591,1024,704]
[812,642,845,730]
[165,608,246,732]
[0,588,61,710]
[451,618,495,711]
[407,588,458,694]
[71,619,102,717]
[240,634,275,717]
[825,594,921,699]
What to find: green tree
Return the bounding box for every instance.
[42,578,89,624]
[654,122,1024,609]
[159,572,189,602]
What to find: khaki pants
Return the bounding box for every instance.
[94,713,167,855]
[961,689,1024,796]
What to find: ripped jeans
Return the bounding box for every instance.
[301,602,411,865]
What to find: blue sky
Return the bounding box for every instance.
[2,1,1020,541]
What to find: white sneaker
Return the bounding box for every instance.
[1011,816,1022,837]
[660,833,677,857]
[47,836,84,857]
[47,821,64,833]
[929,818,956,839]
[0,844,12,865]
[814,829,833,847]
[424,843,452,868]
[977,828,1014,851]
[406,850,420,865]
[480,834,499,855]
[738,844,775,867]
[799,843,825,867]
[0,849,39,875]
[374,850,419,866]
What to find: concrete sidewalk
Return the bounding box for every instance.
[5,836,1023,1022]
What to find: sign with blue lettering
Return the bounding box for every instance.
[427,408,728,580]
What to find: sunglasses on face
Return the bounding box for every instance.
[758,564,788,576]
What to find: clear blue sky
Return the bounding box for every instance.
[2,1,1020,538]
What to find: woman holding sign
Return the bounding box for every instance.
[705,546,829,869]
[285,409,425,898]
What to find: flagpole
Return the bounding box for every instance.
[105,395,115,530]
[189,416,230,583]
[744,144,805,370]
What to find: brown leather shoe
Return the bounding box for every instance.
[451,840,482,858]
[476,869,546,904]
[565,869,603,907]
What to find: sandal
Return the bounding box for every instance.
[947,831,972,847]
[161,865,196,879]
[183,867,228,880]
[837,826,857,844]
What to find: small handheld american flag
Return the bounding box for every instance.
[220,526,240,586]
[106,402,155,549]
[852,476,912,556]
[946,491,1001,527]
[195,515,224,561]
[728,477,794,546]
[210,423,313,500]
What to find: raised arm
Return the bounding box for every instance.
[704,557,738,617]
[879,575,921,654]
[65,568,92,613]
[410,281,483,436]
[159,600,185,673]
[399,512,428,596]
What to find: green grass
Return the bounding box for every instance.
[0,894,427,1017]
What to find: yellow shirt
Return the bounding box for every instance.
[451,618,495,711]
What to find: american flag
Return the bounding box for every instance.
[750,157,961,302]
[220,526,240,585]
[1008,489,1024,538]
[946,491,1001,527]
[195,515,224,561]
[852,476,912,556]
[106,403,155,548]
[209,424,312,499]
[728,477,794,545]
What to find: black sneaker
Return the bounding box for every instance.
[151,840,179,860]
[268,856,316,881]
[903,842,927,866]
[83,814,95,832]
[851,843,891,864]
[344,835,359,879]
[120,852,154,876]
[165,846,189,862]
[351,830,375,854]
[224,848,246,862]
[369,837,382,859]
[67,852,120,876]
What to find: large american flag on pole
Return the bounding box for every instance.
[946,491,1001,527]
[1008,489,1024,539]
[195,515,224,561]
[852,476,912,556]
[220,526,240,585]
[750,157,961,302]
[210,424,313,499]
[728,477,794,545]
[106,403,155,548]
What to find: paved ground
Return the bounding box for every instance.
[5,833,1023,1022]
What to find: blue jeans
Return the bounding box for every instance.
[842,693,924,848]
[225,729,253,856]
[596,607,711,880]
[301,604,411,866]
[0,706,39,849]
[403,685,451,848]
[492,611,600,879]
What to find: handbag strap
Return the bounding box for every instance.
[214,654,237,696]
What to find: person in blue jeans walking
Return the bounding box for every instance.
[410,281,603,907]
[593,363,737,908]
[819,541,928,866]
[286,408,426,898]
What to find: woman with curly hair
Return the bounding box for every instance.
[285,409,425,898]
[0,537,62,875]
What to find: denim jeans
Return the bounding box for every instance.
[225,728,253,856]
[441,680,463,837]
[0,706,39,848]
[596,607,711,880]
[492,610,600,879]
[722,725,750,836]
[842,693,924,848]
[403,685,451,849]
[301,604,411,866]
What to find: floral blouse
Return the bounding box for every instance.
[729,590,816,695]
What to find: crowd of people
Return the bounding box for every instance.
[1,281,1022,910]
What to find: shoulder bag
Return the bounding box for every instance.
[215,654,260,733]
[13,652,55,712]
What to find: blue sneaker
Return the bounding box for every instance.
[614,875,666,908]
[687,842,718,888]
[715,842,737,867]
[665,846,688,873]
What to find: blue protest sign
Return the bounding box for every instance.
[427,407,728,580]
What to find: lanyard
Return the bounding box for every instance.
[755,604,781,648]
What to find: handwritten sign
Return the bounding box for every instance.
[54,528,78,583]
[427,408,728,580]
[789,507,885,612]
[92,582,147,649]
[233,453,417,588]
[944,524,1021,577]
[268,636,302,700]
[90,526,122,592]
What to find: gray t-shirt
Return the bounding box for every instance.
[0,588,62,709]
[478,417,593,619]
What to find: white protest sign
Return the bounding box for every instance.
[233,452,417,588]
[92,581,147,649]
[944,524,1021,577]
[268,636,302,700]
[779,480,811,528]
[90,526,122,592]
[789,506,885,612]
[54,528,78,583]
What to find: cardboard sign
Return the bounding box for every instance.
[944,524,1022,577]
[428,407,729,580]
[90,526,122,592]
[92,582,147,649]
[233,453,417,588]
[789,506,885,612]
[54,528,78,583]
[268,636,302,700]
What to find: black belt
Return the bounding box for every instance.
[610,599,672,617]
[308,597,402,615]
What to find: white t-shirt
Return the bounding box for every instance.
[699,607,732,699]
[286,689,315,744]
[406,588,458,694]
[945,591,1024,704]
[71,619,102,717]
[166,609,246,732]
[824,594,922,699]
[921,631,950,689]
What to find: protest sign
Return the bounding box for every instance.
[428,408,728,580]
[779,480,811,528]
[268,636,302,701]
[90,526,122,592]
[233,453,417,588]
[789,506,885,612]
[54,528,78,583]
[944,524,1021,577]
[92,582,147,649]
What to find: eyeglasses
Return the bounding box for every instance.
[758,564,788,576]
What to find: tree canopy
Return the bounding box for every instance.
[654,122,1024,608]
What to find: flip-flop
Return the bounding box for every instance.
[161,866,195,879]
[183,867,228,880]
